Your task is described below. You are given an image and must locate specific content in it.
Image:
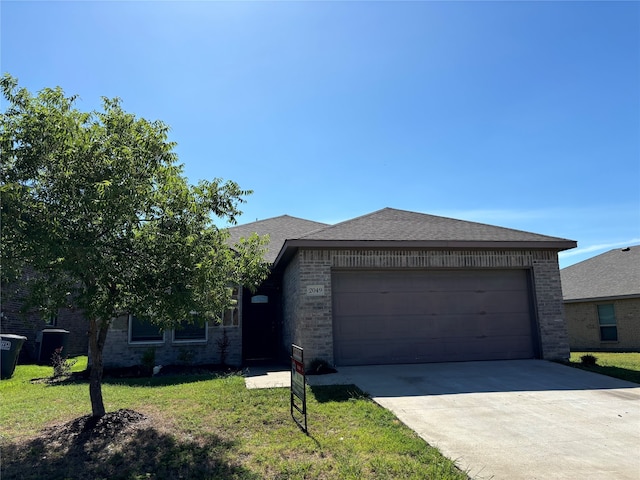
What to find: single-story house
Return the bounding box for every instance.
[1,284,88,362]
[102,208,576,369]
[561,245,640,352]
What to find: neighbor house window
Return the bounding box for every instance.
[45,312,58,327]
[173,318,207,342]
[129,315,164,343]
[220,287,239,327]
[597,304,617,341]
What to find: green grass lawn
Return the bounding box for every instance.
[568,351,640,384]
[0,358,468,480]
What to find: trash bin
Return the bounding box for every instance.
[37,329,70,365]
[1,334,28,379]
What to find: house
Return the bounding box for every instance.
[1,283,88,362]
[101,207,576,369]
[561,245,640,352]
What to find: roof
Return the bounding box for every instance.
[299,208,572,243]
[229,207,576,269]
[226,215,327,263]
[561,245,640,302]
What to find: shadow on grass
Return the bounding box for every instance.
[42,368,245,389]
[567,363,640,385]
[1,425,258,480]
[309,384,369,403]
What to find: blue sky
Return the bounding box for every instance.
[2,1,638,268]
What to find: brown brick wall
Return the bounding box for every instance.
[1,292,88,361]
[282,248,570,367]
[565,297,640,351]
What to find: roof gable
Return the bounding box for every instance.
[561,245,640,301]
[226,215,327,263]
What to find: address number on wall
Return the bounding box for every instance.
[306,285,325,296]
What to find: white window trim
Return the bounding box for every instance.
[596,303,618,342]
[172,321,209,344]
[219,306,240,328]
[218,286,240,328]
[128,314,166,345]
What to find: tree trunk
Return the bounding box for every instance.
[88,317,110,418]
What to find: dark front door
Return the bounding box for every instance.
[242,285,279,362]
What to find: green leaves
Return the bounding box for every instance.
[1,73,270,327]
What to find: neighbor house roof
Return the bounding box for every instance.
[561,245,640,302]
[226,215,327,263]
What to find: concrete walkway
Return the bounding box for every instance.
[244,360,640,480]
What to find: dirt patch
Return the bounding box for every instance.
[42,409,148,445]
[1,409,247,480]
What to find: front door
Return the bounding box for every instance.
[242,285,279,362]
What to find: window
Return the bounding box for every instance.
[220,287,239,327]
[129,315,164,343]
[173,318,207,342]
[597,304,617,341]
[45,312,58,327]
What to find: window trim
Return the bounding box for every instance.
[218,286,240,328]
[45,313,58,327]
[172,319,208,344]
[128,314,165,345]
[596,303,618,342]
[220,305,239,327]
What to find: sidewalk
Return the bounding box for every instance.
[244,365,354,389]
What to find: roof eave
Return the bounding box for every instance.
[272,239,577,270]
[563,293,640,303]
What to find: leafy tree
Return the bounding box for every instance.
[0,74,270,417]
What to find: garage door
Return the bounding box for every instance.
[332,269,537,365]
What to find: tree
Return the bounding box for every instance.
[0,74,270,417]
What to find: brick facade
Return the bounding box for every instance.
[100,287,245,369]
[100,316,242,369]
[282,248,570,366]
[1,289,88,361]
[565,297,640,351]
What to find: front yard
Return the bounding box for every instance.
[568,351,640,384]
[0,358,467,480]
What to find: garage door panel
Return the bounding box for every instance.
[333,269,536,365]
[482,313,534,335]
[482,290,530,310]
[333,292,430,315]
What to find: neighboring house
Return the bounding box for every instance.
[561,245,640,352]
[102,207,576,369]
[1,286,88,361]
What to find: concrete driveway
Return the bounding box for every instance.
[307,360,640,480]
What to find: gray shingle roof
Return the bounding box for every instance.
[226,215,327,263]
[561,245,640,301]
[228,208,576,267]
[300,208,573,243]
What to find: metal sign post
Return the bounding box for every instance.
[290,344,307,433]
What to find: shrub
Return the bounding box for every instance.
[140,347,156,376]
[306,358,337,375]
[51,347,77,379]
[580,354,598,366]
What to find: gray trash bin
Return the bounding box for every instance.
[1,334,28,379]
[37,329,70,365]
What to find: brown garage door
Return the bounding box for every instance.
[332,269,538,365]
